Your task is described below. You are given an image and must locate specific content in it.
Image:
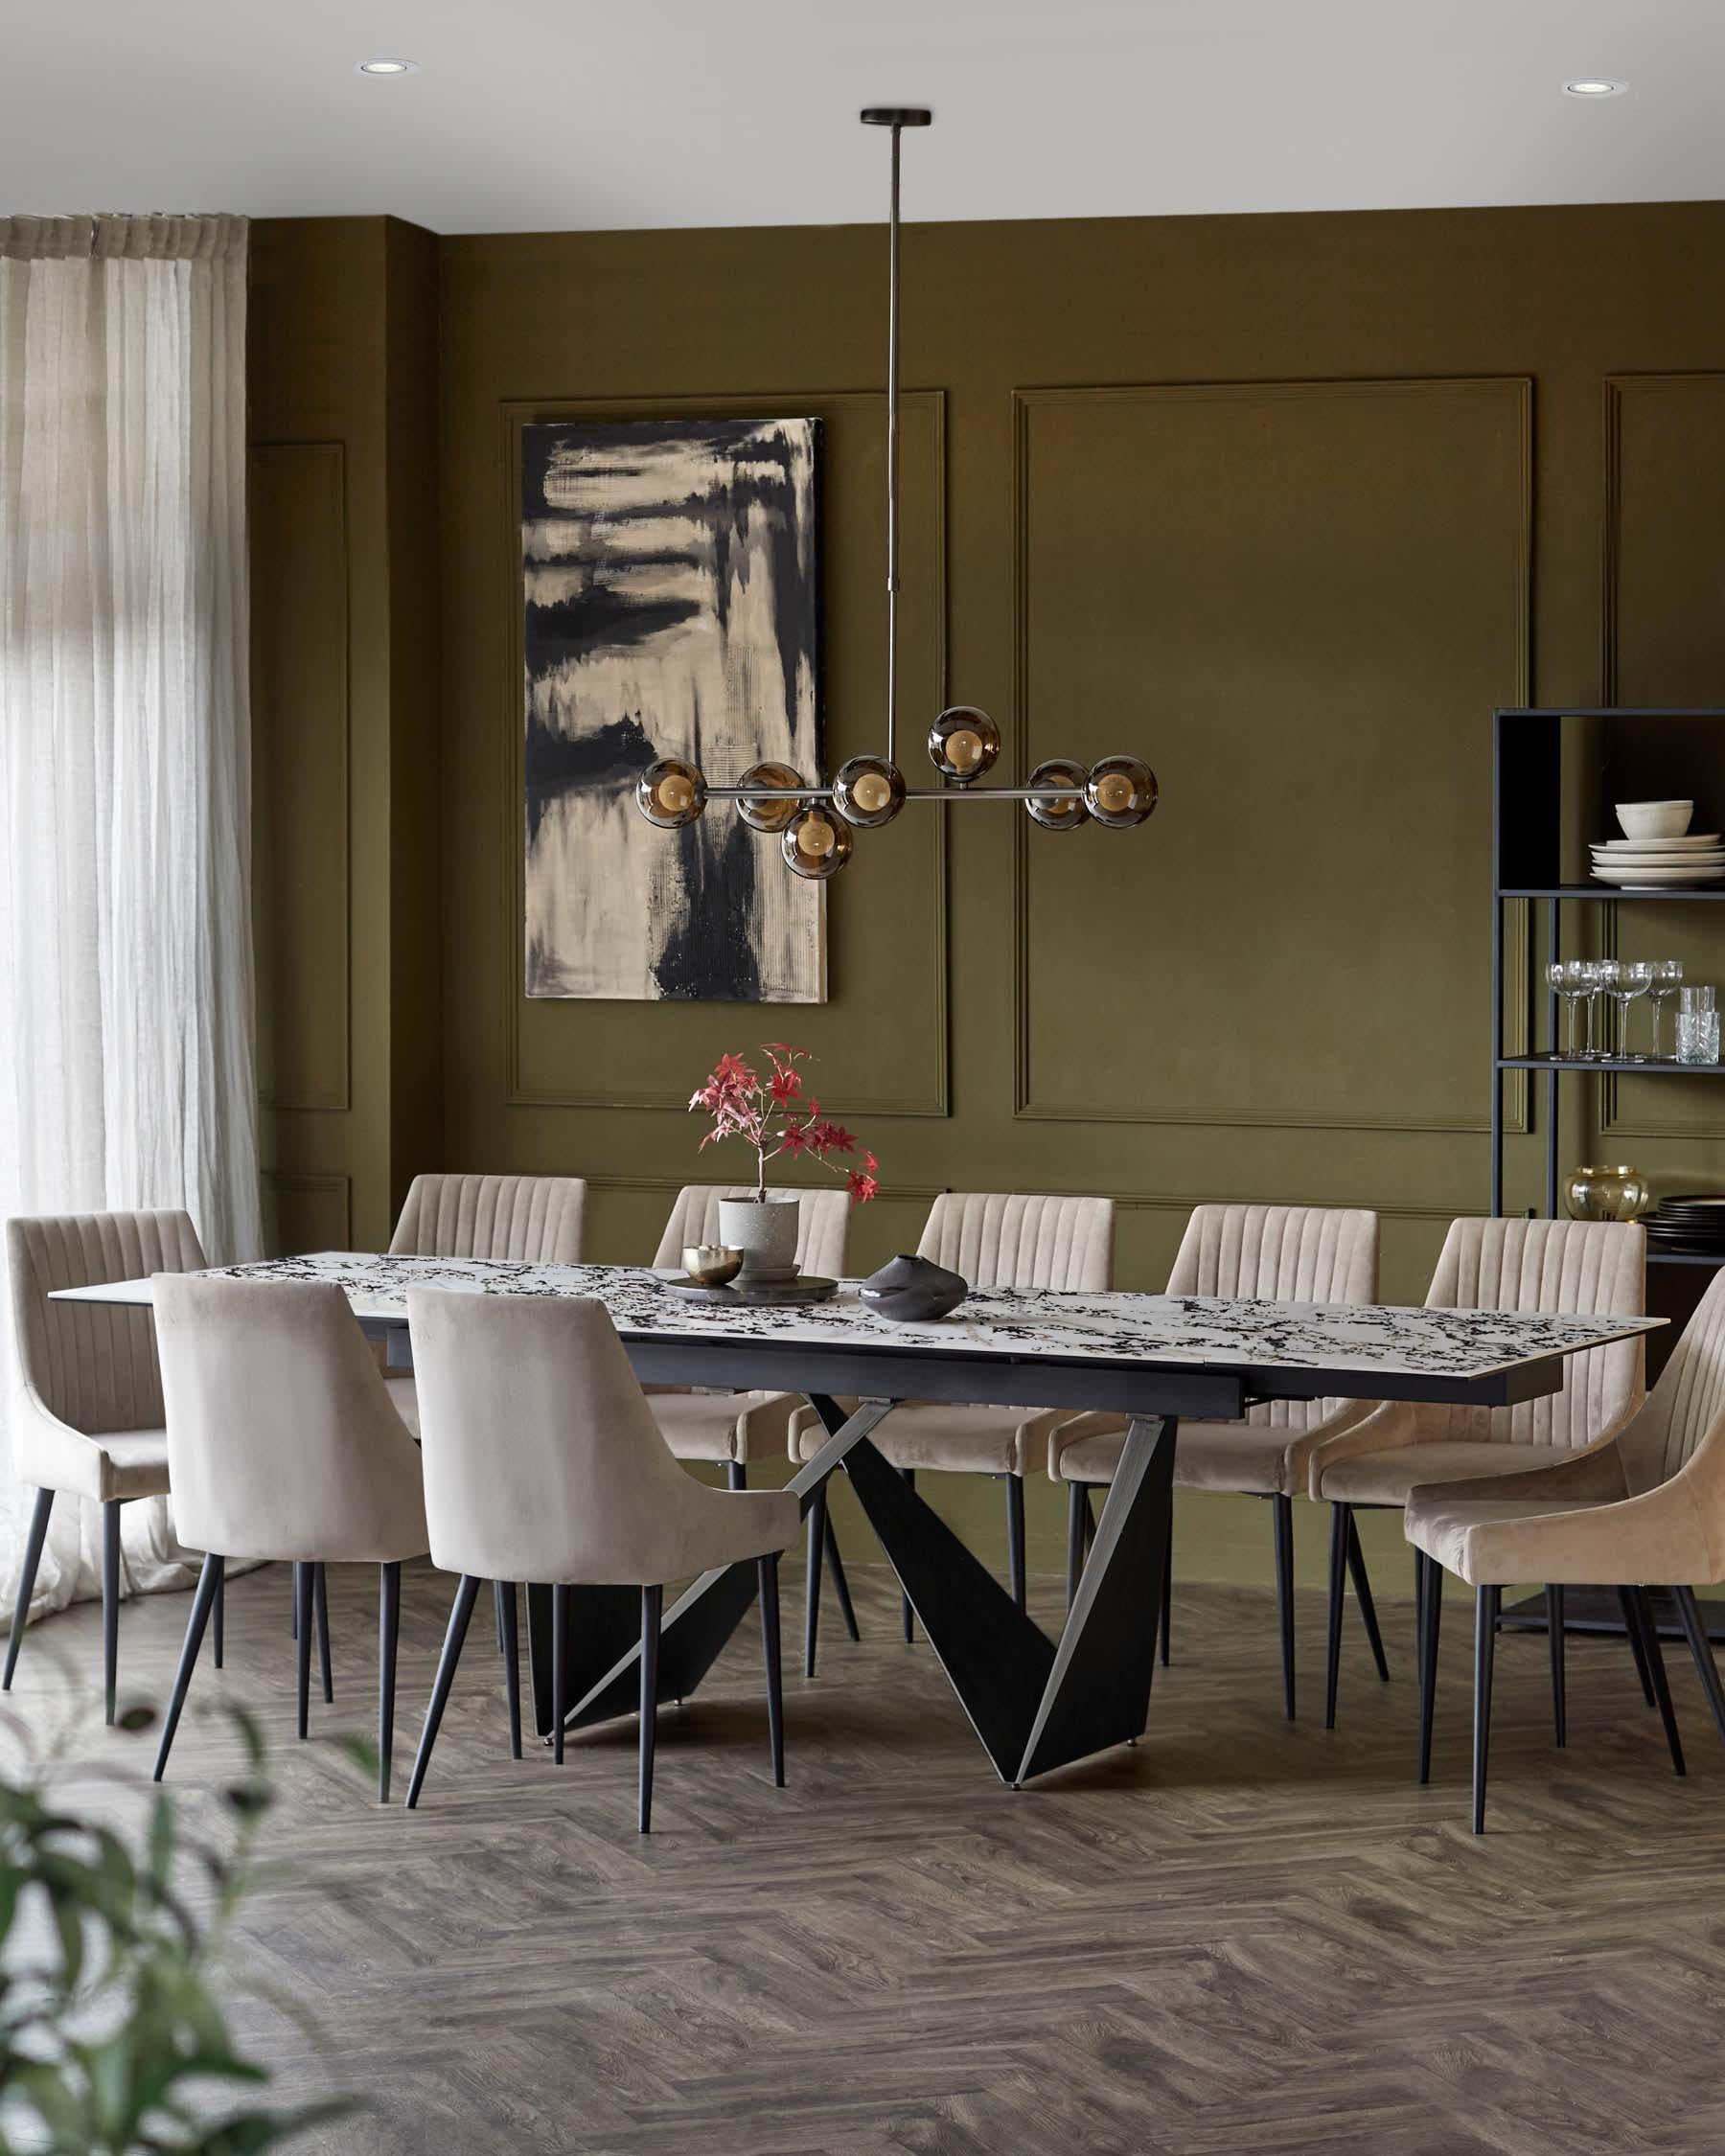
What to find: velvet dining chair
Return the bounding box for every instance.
[5,1210,209,1725]
[1048,1202,1381,1719]
[1308,1215,1645,1731]
[403,1287,800,1830]
[1409,1256,1725,1832]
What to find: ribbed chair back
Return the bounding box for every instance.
[390,1174,586,1265]
[652,1185,849,1278]
[1168,1204,1379,1432]
[8,1210,206,1439]
[916,1192,1113,1293]
[1426,1216,1645,1449]
[1624,1261,1725,1493]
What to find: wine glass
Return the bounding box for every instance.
[1647,959,1685,1059]
[1546,959,1591,1061]
[1605,959,1655,1061]
[1578,957,1612,1060]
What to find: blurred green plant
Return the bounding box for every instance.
[0,1692,360,2153]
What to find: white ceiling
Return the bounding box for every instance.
[4,0,1723,236]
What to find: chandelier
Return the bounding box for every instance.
[635,107,1158,881]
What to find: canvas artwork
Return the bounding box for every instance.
[522,416,823,1001]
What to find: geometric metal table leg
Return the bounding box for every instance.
[1015,1416,1176,1783]
[840,1414,1178,1786]
[561,1397,897,1736]
[840,1434,1055,1780]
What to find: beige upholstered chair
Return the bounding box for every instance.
[788,1191,1115,1667]
[5,1210,208,1724]
[403,1288,799,1829]
[648,1183,849,1485]
[149,1275,428,1800]
[1308,1215,1645,1731]
[1408,1258,1725,1833]
[1047,1204,1380,1719]
[382,1172,587,1437]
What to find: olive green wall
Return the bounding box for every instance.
[250,217,442,1257]
[250,198,1725,1592]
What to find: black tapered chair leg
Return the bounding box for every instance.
[1160,1521,1172,1669]
[1618,1583,1657,1707]
[498,1579,521,1760]
[1472,1583,1500,1833]
[1414,1544,1426,1648]
[1324,1503,1349,1729]
[1417,1553,1442,1785]
[1546,1583,1566,1747]
[899,1468,916,1642]
[727,1462,748,1491]
[1065,1481,1087,1610]
[758,1554,784,1786]
[293,1561,313,1739]
[152,1552,222,1782]
[1674,1586,1725,1746]
[552,1582,569,1764]
[3,1488,55,1692]
[639,1582,663,1832]
[1632,1588,1686,1777]
[101,1500,122,1726]
[213,1567,224,1670]
[313,1562,333,1703]
[378,1561,402,1802]
[804,1484,827,1677]
[1005,1473,1026,1611]
[1346,1514,1390,1684]
[494,1577,506,1657]
[824,1517,860,1643]
[1272,1493,1296,1720]
[405,1573,480,1807]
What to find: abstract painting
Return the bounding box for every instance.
[521,416,823,1001]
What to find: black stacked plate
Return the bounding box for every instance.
[1644,1194,1725,1258]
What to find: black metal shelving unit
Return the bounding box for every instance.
[1492,708,1725,1645]
[1491,706,1725,1246]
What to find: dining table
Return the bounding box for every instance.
[52,1253,1661,1787]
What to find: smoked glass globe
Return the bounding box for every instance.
[927,705,1001,785]
[736,761,806,834]
[833,756,907,827]
[1085,755,1158,828]
[1024,758,1090,833]
[635,758,707,829]
[782,805,854,879]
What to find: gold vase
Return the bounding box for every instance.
[1565,1165,1652,1223]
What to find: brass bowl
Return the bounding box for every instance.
[682,1243,744,1287]
[1565,1165,1652,1223]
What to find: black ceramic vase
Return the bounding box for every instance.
[859,1252,968,1323]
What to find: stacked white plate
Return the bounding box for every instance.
[1591,835,1725,887]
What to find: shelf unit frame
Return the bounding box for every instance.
[1491,707,1725,1255]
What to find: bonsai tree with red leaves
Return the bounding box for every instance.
[689,1044,879,1204]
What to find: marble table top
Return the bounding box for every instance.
[53,1250,1662,1385]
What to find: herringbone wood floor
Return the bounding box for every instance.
[10,1557,1725,2156]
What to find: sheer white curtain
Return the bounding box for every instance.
[0,214,261,1626]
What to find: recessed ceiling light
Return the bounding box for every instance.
[356,57,417,76]
[1563,78,1627,98]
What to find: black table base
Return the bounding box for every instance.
[528,1394,1177,1786]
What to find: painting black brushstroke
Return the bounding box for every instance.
[521,417,823,1001]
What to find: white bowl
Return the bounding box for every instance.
[1617,799,1694,840]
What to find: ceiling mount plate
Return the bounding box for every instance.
[861,107,932,127]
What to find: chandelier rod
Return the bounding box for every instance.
[886,115,902,772]
[862,106,931,769]
[703,784,1088,804]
